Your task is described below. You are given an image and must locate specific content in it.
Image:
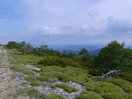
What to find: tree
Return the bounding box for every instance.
[95,41,125,70]
[79,48,90,61]
[6,41,19,49]
[6,41,33,54]
[18,41,33,54]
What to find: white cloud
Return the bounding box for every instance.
[42,26,61,35]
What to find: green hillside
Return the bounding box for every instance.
[5,41,132,99]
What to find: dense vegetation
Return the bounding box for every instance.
[95,41,132,71]
[5,40,132,98]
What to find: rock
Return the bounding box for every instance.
[34,81,87,99]
[25,64,41,71]
[97,70,120,80]
[35,68,41,71]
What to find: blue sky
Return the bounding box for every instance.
[0,0,132,45]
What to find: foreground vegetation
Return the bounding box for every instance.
[57,84,77,93]
[5,40,132,99]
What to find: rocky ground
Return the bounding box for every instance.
[0,47,87,99]
[20,65,88,99]
[34,81,87,99]
[0,47,29,99]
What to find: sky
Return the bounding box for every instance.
[0,0,132,46]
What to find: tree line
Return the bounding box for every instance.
[5,40,132,81]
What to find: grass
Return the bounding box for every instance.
[57,84,77,93]
[27,88,40,96]
[11,65,34,75]
[11,54,43,64]
[45,94,65,99]
[76,92,103,99]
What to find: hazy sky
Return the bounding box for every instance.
[0,0,132,45]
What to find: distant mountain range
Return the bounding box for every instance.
[49,45,102,51]
[48,45,102,55]
[89,49,100,56]
[31,41,103,55]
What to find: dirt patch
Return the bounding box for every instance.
[0,48,29,99]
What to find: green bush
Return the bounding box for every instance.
[127,94,132,99]
[25,76,37,81]
[37,66,60,82]
[38,56,80,67]
[76,92,103,99]
[58,66,92,84]
[27,88,39,96]
[39,66,62,82]
[37,76,49,81]
[31,81,40,86]
[37,65,92,85]
[94,41,126,69]
[6,41,20,49]
[57,84,77,93]
[111,79,132,93]
[87,82,125,94]
[121,71,132,82]
[101,93,126,99]
[39,66,92,85]
[32,48,61,56]
[6,41,33,54]
[45,94,65,99]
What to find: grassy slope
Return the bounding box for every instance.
[9,52,132,99]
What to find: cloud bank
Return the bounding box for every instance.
[0,0,132,45]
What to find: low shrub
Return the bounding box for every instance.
[37,76,49,81]
[58,66,92,84]
[27,88,39,96]
[111,79,132,93]
[40,66,62,81]
[57,84,77,93]
[121,71,132,82]
[76,92,103,99]
[31,81,40,86]
[11,65,34,75]
[87,81,125,94]
[101,93,126,99]
[11,54,43,64]
[127,94,132,99]
[38,56,80,67]
[25,76,37,81]
[39,66,92,85]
